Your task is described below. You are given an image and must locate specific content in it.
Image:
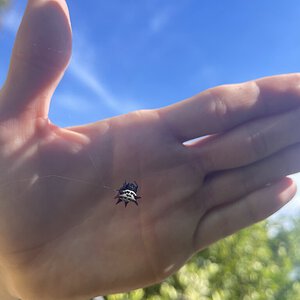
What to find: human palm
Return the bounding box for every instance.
[1,1,300,300]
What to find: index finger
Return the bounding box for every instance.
[158,74,300,142]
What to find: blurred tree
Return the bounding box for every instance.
[0,0,6,6]
[0,0,9,8]
[104,217,300,300]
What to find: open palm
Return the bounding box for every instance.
[1,1,300,300]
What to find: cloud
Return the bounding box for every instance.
[66,29,142,114]
[1,6,141,115]
[55,92,94,114]
[194,65,223,88]
[68,56,128,114]
[149,8,172,34]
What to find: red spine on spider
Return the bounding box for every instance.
[115,181,141,207]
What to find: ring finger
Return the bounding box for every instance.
[203,142,300,210]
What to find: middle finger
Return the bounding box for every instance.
[191,106,300,173]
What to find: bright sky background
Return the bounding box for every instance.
[0,0,300,217]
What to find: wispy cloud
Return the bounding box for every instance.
[69,30,142,114]
[1,5,141,115]
[68,55,128,114]
[149,8,172,34]
[193,65,223,89]
[55,92,94,114]
[148,3,182,36]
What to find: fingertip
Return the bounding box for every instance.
[2,0,72,118]
[14,0,72,70]
[276,177,297,204]
[192,176,298,251]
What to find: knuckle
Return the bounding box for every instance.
[203,180,215,210]
[208,81,259,131]
[208,87,230,129]
[212,96,228,129]
[246,128,269,160]
[240,169,256,195]
[279,149,293,175]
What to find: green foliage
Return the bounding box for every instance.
[0,0,8,8]
[105,218,300,300]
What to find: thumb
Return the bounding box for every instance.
[1,0,72,119]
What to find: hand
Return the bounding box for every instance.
[0,1,299,299]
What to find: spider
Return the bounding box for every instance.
[115,181,141,207]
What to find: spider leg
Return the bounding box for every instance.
[115,199,122,205]
[125,201,129,207]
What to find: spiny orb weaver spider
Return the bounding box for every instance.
[115,181,141,207]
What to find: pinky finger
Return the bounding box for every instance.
[193,177,297,251]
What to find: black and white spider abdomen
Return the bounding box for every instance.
[115,181,141,207]
[118,189,138,202]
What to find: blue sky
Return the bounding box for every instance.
[0,0,300,216]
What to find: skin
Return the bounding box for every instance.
[0,0,300,299]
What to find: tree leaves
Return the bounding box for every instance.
[0,0,7,7]
[105,218,300,300]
